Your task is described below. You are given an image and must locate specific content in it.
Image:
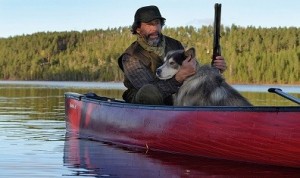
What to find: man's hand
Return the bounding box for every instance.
[212,56,227,73]
[175,56,196,83]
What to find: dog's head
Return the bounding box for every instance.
[156,47,195,80]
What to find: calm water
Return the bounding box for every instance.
[0,81,300,177]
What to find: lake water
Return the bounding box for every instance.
[0,81,300,177]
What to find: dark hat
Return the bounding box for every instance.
[131,5,166,34]
[134,5,166,23]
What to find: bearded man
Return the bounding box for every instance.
[118,5,226,105]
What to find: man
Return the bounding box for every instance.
[118,5,226,105]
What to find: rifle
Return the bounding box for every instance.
[212,3,222,65]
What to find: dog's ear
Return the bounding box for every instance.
[184,48,196,59]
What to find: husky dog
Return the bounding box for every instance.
[156,48,252,106]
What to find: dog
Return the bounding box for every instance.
[156,48,252,106]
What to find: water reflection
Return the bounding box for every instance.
[64,132,300,177]
[0,84,123,120]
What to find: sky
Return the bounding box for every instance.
[0,0,299,38]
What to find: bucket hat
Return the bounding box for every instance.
[131,5,166,34]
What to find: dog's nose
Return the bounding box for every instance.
[156,68,161,76]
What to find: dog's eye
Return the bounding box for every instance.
[169,61,175,65]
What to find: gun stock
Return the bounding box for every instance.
[212,3,222,64]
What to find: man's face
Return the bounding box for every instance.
[136,19,162,46]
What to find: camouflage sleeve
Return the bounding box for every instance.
[121,54,182,98]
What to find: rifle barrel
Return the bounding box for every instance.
[213,3,222,59]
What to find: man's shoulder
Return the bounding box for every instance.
[123,41,143,55]
[118,41,140,70]
[118,41,138,60]
[164,35,184,50]
[164,35,180,42]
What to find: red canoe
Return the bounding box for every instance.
[64,92,300,168]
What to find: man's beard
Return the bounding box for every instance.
[145,33,161,47]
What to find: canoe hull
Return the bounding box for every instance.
[65,92,300,168]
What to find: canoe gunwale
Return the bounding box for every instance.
[65,92,300,112]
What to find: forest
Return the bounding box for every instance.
[0,25,299,84]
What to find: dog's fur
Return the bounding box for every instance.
[156,48,252,106]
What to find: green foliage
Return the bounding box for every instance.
[0,26,299,84]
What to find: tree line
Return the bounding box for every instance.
[0,25,299,84]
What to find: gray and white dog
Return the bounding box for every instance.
[156,48,252,106]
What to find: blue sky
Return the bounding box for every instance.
[1,0,299,38]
